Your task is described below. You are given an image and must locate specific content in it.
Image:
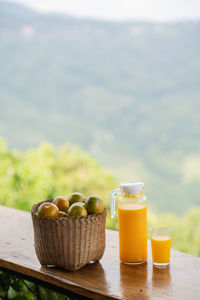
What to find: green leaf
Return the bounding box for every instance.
[0,272,11,292]
[10,277,23,292]
[11,296,27,300]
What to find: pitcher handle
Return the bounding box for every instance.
[110,188,120,218]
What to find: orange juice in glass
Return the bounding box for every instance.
[151,227,172,267]
[110,182,147,264]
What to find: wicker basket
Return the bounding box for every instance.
[31,200,106,271]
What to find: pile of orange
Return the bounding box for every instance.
[36,192,104,218]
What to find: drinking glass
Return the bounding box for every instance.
[151,227,172,267]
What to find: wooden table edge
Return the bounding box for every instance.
[1,205,200,300]
[0,204,120,300]
[0,258,121,300]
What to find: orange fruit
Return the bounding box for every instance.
[37,202,59,218]
[58,211,68,218]
[68,192,86,206]
[53,196,69,212]
[68,202,88,217]
[85,195,104,214]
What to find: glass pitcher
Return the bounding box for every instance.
[110,182,147,264]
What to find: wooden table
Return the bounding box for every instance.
[0,205,200,300]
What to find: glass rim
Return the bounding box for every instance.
[150,226,173,233]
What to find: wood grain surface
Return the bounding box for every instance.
[0,205,200,300]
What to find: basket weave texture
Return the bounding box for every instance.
[31,200,106,271]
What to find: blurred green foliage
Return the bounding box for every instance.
[0,138,115,211]
[0,138,199,257]
[1,2,200,214]
[0,270,74,299]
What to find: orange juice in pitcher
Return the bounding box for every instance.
[110,182,147,264]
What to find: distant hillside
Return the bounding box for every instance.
[0,1,200,213]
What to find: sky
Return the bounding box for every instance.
[4,0,200,22]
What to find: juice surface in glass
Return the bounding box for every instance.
[118,201,147,264]
[151,235,171,264]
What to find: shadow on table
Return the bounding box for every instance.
[40,261,109,294]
